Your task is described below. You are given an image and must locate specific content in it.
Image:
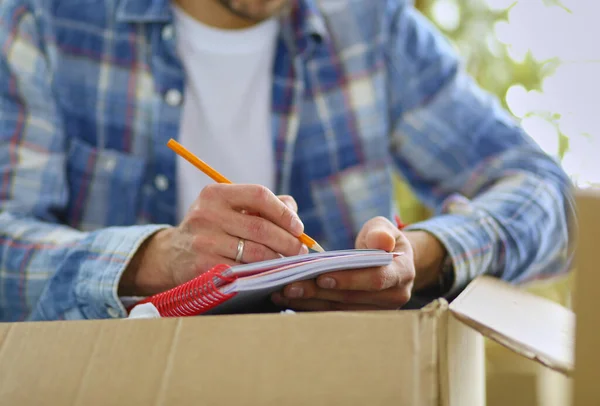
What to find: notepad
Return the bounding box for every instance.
[131,249,401,317]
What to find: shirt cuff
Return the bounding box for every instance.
[119,296,147,309]
[75,224,170,319]
[404,212,495,299]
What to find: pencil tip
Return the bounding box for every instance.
[311,243,325,253]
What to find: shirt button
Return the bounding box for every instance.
[162,24,174,41]
[154,174,169,191]
[107,307,120,318]
[165,89,182,106]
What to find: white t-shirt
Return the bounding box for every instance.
[173,5,279,221]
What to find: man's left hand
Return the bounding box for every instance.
[271,216,445,311]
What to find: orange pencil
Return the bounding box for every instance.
[167,138,325,253]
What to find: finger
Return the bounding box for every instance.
[295,285,413,309]
[215,184,304,237]
[281,279,413,309]
[356,216,399,251]
[316,265,400,291]
[220,235,282,263]
[222,210,307,257]
[272,293,382,311]
[192,229,281,266]
[278,195,298,212]
[190,230,282,264]
[282,279,320,299]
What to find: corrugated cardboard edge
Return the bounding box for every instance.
[449,276,574,377]
[417,299,448,406]
[572,189,600,406]
[436,299,486,406]
[418,299,448,406]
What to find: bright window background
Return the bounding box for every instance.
[416,0,599,188]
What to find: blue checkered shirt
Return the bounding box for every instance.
[0,0,575,321]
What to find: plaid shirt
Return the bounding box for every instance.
[0,0,575,321]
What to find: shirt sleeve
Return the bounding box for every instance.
[0,1,167,321]
[384,1,576,298]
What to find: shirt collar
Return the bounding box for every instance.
[116,0,328,54]
[116,0,172,23]
[280,0,329,55]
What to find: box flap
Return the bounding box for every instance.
[0,310,445,406]
[449,276,574,375]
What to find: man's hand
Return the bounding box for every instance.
[271,216,447,311]
[119,185,306,297]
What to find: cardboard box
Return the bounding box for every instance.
[0,274,573,406]
[573,189,600,406]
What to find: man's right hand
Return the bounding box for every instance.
[118,184,306,297]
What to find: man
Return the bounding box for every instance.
[0,0,574,321]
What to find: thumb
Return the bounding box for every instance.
[366,227,396,252]
[356,217,400,251]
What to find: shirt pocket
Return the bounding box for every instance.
[66,137,147,231]
[309,158,394,250]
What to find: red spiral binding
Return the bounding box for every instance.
[131,264,238,317]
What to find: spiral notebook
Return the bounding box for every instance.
[130,249,400,317]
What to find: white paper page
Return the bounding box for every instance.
[226,249,382,277]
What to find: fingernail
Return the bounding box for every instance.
[291,216,304,236]
[318,277,336,289]
[286,286,304,298]
[299,244,308,255]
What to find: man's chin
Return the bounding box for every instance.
[217,0,289,22]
